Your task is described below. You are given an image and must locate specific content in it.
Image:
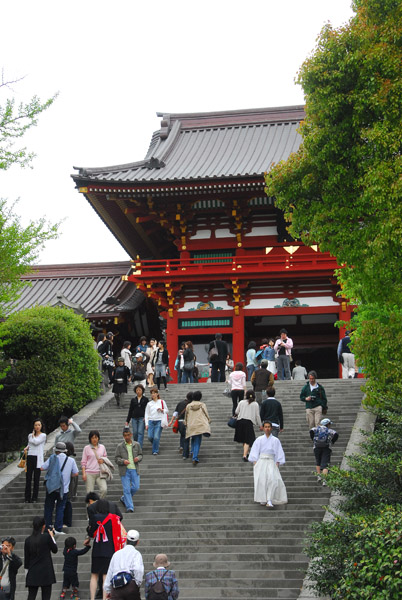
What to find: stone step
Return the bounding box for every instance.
[1,379,364,599]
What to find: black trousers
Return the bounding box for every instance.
[25,455,41,501]
[27,586,52,600]
[231,389,244,415]
[211,361,225,382]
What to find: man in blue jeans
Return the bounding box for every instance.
[41,442,78,534]
[114,428,142,513]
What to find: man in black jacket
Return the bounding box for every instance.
[260,386,284,437]
[208,333,228,382]
[0,537,22,600]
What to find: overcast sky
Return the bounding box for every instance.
[1,0,355,265]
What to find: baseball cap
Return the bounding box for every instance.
[320,418,331,426]
[126,529,140,542]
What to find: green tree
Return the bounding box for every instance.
[0,305,101,421]
[0,199,58,317]
[0,73,58,320]
[1,71,57,170]
[265,0,402,409]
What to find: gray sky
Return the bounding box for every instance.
[1,0,354,265]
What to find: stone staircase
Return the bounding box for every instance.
[0,379,364,600]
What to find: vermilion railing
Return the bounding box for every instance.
[128,251,338,280]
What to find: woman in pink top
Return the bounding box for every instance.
[81,430,108,498]
[229,362,247,416]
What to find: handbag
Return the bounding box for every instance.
[227,416,237,428]
[172,418,179,434]
[223,386,232,398]
[184,360,194,370]
[160,400,169,428]
[208,341,219,363]
[18,449,27,469]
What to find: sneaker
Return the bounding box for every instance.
[266,500,274,509]
[120,496,126,506]
[317,475,322,483]
[322,480,327,487]
[54,530,66,535]
[152,452,159,455]
[126,508,134,513]
[192,460,198,466]
[60,592,66,599]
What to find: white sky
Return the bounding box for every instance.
[1,0,354,265]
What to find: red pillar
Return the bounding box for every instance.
[166,309,179,383]
[232,307,245,367]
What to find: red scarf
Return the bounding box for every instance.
[93,514,125,551]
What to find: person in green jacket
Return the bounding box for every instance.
[300,371,327,429]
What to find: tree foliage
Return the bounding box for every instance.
[265,0,402,408]
[0,199,59,317]
[265,1,402,596]
[0,306,101,421]
[0,71,57,170]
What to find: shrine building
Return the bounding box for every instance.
[72,106,351,379]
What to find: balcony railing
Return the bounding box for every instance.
[128,250,338,282]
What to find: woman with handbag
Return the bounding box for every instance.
[234,390,262,462]
[169,391,194,458]
[181,340,195,384]
[81,430,108,498]
[24,419,46,504]
[184,390,211,466]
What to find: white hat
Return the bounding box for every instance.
[135,353,143,359]
[126,529,140,542]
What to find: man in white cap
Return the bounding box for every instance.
[310,418,339,485]
[104,530,143,600]
[41,441,78,534]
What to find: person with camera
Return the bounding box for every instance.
[274,329,293,380]
[0,536,22,600]
[24,516,58,600]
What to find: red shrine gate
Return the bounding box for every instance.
[73,106,352,379]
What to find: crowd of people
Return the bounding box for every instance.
[6,330,349,600]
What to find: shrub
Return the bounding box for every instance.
[0,305,101,420]
[306,506,402,599]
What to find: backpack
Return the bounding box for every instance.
[148,571,168,600]
[45,454,68,499]
[314,426,330,448]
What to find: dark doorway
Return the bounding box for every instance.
[244,313,339,378]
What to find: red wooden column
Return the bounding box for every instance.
[166,309,179,383]
[232,307,245,367]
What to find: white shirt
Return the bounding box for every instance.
[121,348,132,370]
[104,544,144,591]
[27,432,47,468]
[248,434,286,465]
[144,399,168,426]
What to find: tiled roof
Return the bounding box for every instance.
[73,106,304,185]
[6,262,143,318]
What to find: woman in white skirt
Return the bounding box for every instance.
[248,421,287,508]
